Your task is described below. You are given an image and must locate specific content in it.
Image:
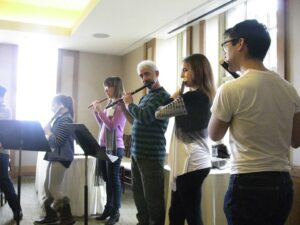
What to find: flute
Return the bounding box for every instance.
[105,80,155,109]
[44,106,64,132]
[88,97,108,109]
[219,59,240,79]
[179,80,186,96]
[49,106,64,124]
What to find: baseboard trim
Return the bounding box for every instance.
[11,166,36,177]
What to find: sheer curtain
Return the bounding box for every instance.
[15,41,58,175]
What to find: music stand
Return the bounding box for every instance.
[66,123,117,225]
[0,120,50,225]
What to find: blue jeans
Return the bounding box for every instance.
[105,148,124,211]
[224,171,293,225]
[0,153,21,214]
[169,168,210,225]
[131,157,165,225]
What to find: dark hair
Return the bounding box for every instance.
[224,19,271,60]
[0,85,7,97]
[183,54,216,101]
[103,76,124,99]
[52,94,74,119]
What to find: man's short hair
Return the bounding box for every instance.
[0,85,7,97]
[224,19,271,61]
[136,60,158,74]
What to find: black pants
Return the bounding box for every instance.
[169,168,210,225]
[224,171,293,225]
[0,153,21,214]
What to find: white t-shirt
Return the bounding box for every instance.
[211,69,300,174]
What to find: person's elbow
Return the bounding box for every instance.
[209,130,223,142]
[208,116,230,141]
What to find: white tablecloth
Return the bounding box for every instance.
[35,152,106,216]
[164,167,230,225]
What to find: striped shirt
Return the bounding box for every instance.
[129,87,170,160]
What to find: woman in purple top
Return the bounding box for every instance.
[90,76,126,225]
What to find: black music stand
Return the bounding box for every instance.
[66,123,117,225]
[0,120,50,225]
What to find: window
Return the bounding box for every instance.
[16,42,58,126]
[226,0,278,71]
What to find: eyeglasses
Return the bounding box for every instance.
[221,38,238,52]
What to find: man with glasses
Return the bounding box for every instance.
[208,19,300,225]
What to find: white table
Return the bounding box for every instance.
[35,152,106,216]
[164,167,230,225]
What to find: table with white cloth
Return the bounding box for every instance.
[164,167,230,225]
[35,152,106,216]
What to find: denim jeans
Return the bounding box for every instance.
[169,168,210,225]
[224,171,293,225]
[105,148,124,211]
[0,153,21,214]
[131,157,165,225]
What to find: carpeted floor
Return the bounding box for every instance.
[0,176,137,225]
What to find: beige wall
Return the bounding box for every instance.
[121,46,144,134]
[76,52,123,138]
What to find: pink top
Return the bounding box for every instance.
[95,103,126,149]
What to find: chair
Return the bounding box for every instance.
[0,190,5,206]
[120,134,132,193]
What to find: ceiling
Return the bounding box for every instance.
[0,0,231,55]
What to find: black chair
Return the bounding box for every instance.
[120,134,132,193]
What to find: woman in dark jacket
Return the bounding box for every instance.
[34,94,75,225]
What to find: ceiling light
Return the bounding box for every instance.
[93,33,110,38]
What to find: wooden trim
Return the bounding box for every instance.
[12,165,36,177]
[186,26,193,56]
[199,20,206,54]
[56,49,79,122]
[143,38,156,61]
[277,0,287,80]
[72,51,79,122]
[143,39,156,95]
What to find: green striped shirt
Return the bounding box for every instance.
[129,87,170,160]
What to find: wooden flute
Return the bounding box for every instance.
[87,97,108,109]
[105,80,155,109]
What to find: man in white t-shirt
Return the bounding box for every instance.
[208,20,300,225]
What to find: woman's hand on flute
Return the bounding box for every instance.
[90,100,103,112]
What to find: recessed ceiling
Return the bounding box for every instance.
[0,0,231,55]
[0,0,99,35]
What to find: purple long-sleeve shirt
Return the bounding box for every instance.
[95,104,126,149]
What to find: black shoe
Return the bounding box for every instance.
[13,210,23,221]
[105,211,120,225]
[96,207,112,220]
[34,216,59,225]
